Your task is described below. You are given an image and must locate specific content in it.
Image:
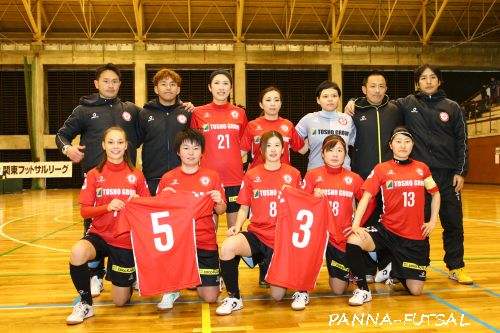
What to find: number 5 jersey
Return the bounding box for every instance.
[115,191,214,296]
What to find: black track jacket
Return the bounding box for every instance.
[351,95,403,179]
[55,93,141,174]
[394,89,468,176]
[139,98,191,180]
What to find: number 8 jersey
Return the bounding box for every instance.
[236,163,302,248]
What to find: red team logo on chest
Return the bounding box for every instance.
[439,112,449,122]
[416,168,424,176]
[283,174,292,184]
[281,124,289,132]
[177,114,187,124]
[338,118,347,125]
[127,174,137,184]
[122,111,132,122]
[231,110,240,119]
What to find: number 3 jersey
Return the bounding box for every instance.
[363,159,438,240]
[266,187,335,291]
[115,191,214,296]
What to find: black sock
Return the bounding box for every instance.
[259,260,269,283]
[220,256,241,299]
[346,243,369,291]
[70,263,93,305]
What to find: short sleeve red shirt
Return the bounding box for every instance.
[79,161,150,249]
[362,159,438,240]
[157,166,226,250]
[303,166,364,251]
[237,163,302,248]
[190,102,248,186]
[240,116,304,169]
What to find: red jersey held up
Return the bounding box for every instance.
[266,187,334,291]
[79,161,150,249]
[240,116,304,169]
[116,191,213,296]
[157,166,226,250]
[237,163,302,248]
[190,102,248,186]
[363,159,439,240]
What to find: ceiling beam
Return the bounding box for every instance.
[188,0,192,37]
[422,0,449,45]
[236,0,245,42]
[332,0,349,43]
[380,0,398,41]
[21,0,42,41]
[471,0,497,39]
[132,0,144,41]
[284,0,296,39]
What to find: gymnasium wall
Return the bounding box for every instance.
[467,135,500,184]
[0,65,500,188]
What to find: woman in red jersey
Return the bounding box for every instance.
[215,131,307,316]
[241,86,305,169]
[156,128,227,310]
[190,70,248,229]
[66,127,150,325]
[345,126,440,307]
[303,135,375,295]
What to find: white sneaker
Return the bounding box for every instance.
[215,297,243,315]
[90,276,103,297]
[375,263,392,283]
[66,301,94,325]
[157,292,180,310]
[365,275,374,284]
[291,291,309,311]
[348,289,372,306]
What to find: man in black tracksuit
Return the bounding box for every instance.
[350,71,403,282]
[393,64,472,284]
[139,68,191,195]
[55,63,142,295]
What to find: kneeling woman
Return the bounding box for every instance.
[156,128,227,310]
[66,127,150,325]
[216,131,304,315]
[303,135,374,295]
[345,126,440,306]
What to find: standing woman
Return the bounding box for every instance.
[216,131,304,315]
[241,86,305,169]
[156,128,227,310]
[296,81,356,170]
[302,135,374,295]
[345,126,440,306]
[190,70,248,228]
[66,127,150,325]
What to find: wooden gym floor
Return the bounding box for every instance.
[0,184,499,332]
